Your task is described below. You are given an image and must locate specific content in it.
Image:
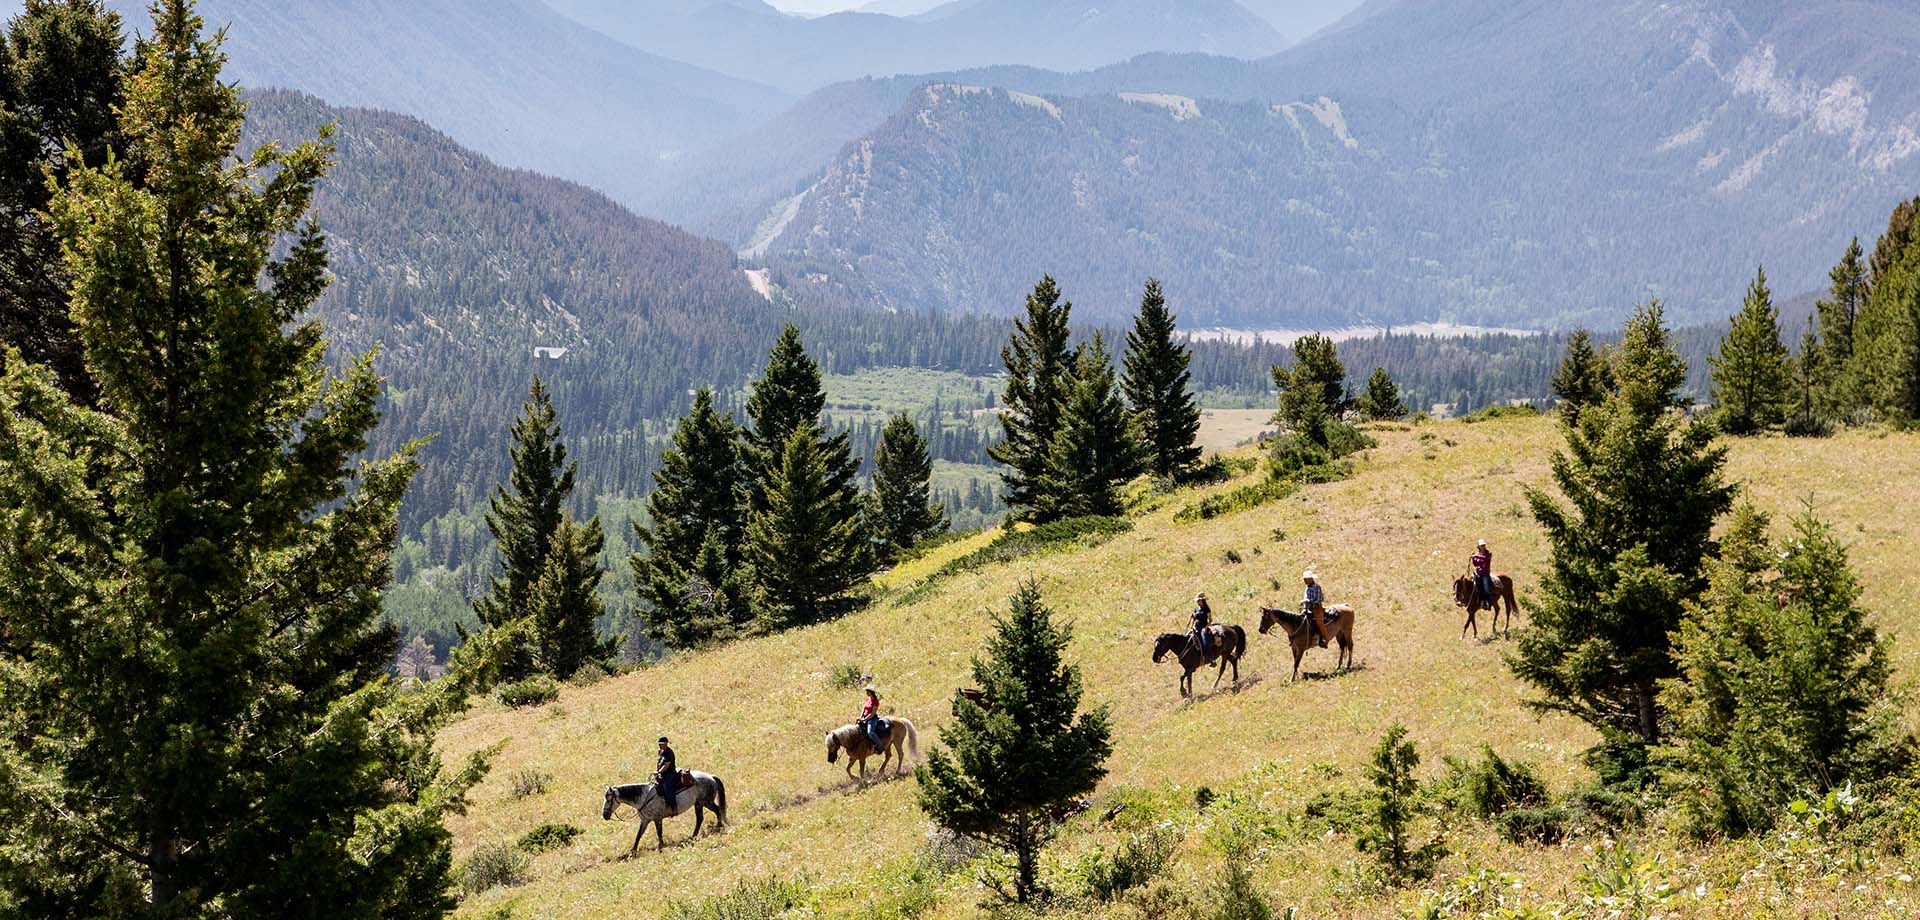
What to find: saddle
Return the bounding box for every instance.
[670,768,693,787]
[1307,606,1343,624]
[870,717,891,739]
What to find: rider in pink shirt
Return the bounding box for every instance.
[1471,539,1494,606]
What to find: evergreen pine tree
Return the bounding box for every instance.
[1039,333,1142,519]
[1120,278,1202,479]
[915,580,1113,903]
[744,323,828,503]
[1786,316,1831,437]
[1357,724,1445,885]
[870,411,947,561]
[1272,333,1346,433]
[1815,238,1869,414]
[990,276,1076,523]
[0,0,127,402]
[528,515,613,678]
[1709,267,1791,435]
[1550,329,1613,425]
[634,388,749,648]
[744,424,870,631]
[1854,201,1920,422]
[0,4,495,913]
[1357,367,1408,420]
[1508,303,1734,747]
[1661,511,1914,836]
[474,377,576,679]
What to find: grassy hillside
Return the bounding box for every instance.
[439,415,1920,918]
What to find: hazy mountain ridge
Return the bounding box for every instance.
[542,0,1289,94]
[742,0,1920,328]
[108,0,792,212]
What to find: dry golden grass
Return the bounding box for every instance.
[1195,408,1273,454]
[441,416,1920,918]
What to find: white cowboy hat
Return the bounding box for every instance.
[1301,569,1318,580]
[1477,538,1488,547]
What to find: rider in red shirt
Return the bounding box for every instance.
[859,686,883,751]
[1471,539,1494,607]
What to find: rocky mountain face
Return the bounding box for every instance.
[741,0,1920,327]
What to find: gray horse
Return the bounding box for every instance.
[824,717,918,783]
[601,771,728,853]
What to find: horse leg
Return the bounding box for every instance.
[1230,655,1240,686]
[630,821,645,855]
[692,801,704,839]
[654,818,666,851]
[1212,656,1227,690]
[1291,645,1303,682]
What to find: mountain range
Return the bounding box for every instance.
[735,0,1920,327]
[540,0,1290,94]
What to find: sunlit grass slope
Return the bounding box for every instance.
[442,416,1920,918]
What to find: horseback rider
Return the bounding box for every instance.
[654,736,678,808]
[1471,539,1494,608]
[1302,569,1330,648]
[1188,593,1214,658]
[859,686,884,752]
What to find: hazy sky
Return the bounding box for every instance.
[767,1,871,13]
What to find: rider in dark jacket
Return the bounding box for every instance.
[1189,593,1214,657]
[655,737,677,807]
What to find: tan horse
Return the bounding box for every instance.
[1258,605,1355,681]
[1453,573,1517,639]
[825,717,919,783]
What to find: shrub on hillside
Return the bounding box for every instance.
[496,675,559,708]
[460,841,529,895]
[659,876,811,920]
[1357,725,1446,886]
[1439,745,1549,819]
[928,516,1131,580]
[1071,828,1180,902]
[508,766,552,799]
[826,662,867,690]
[516,822,581,853]
[1459,404,1542,423]
[1174,476,1299,523]
[1494,805,1573,845]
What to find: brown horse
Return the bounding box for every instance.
[1258,605,1355,681]
[824,717,919,783]
[1151,625,1247,697]
[1453,573,1516,639]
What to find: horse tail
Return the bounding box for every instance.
[1230,624,1247,659]
[712,774,728,825]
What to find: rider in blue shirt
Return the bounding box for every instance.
[1302,570,1330,648]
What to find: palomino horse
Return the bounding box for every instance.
[1151,625,1247,697]
[1453,573,1517,639]
[825,717,919,783]
[1258,605,1355,681]
[602,771,728,853]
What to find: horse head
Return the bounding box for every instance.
[825,730,841,764]
[1258,606,1278,635]
[602,785,618,821]
[1453,575,1472,607]
[1151,633,1182,663]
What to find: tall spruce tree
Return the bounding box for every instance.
[1039,333,1141,519]
[1508,303,1734,747]
[1120,278,1201,479]
[0,0,127,402]
[744,424,870,631]
[744,323,829,503]
[1272,333,1346,432]
[1787,316,1830,437]
[1855,201,1920,422]
[528,515,612,678]
[990,276,1076,523]
[869,411,947,561]
[634,388,749,648]
[1709,267,1791,435]
[1357,367,1408,420]
[474,377,578,679]
[1550,329,1613,424]
[916,580,1112,903]
[1816,238,1869,414]
[1661,511,1913,836]
[0,3,496,913]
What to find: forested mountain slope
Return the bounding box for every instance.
[437,416,1920,918]
[110,0,791,210]
[541,0,1288,94]
[745,0,1920,328]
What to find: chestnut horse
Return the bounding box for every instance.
[1453,573,1516,639]
[1258,605,1355,681]
[1151,625,1247,697]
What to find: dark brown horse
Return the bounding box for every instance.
[1258,605,1355,681]
[1453,573,1516,639]
[1152,625,1247,697]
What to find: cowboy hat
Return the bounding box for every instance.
[1301,569,1318,580]
[1477,538,1488,547]
[1195,592,1208,601]
[657,736,669,744]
